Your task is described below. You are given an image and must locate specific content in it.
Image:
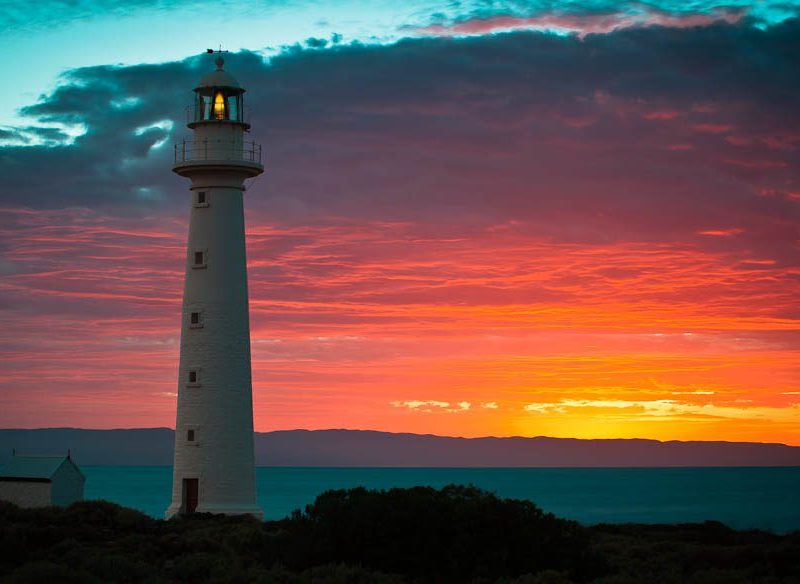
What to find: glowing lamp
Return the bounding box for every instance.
[213,91,226,120]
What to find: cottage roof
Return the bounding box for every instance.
[0,455,80,480]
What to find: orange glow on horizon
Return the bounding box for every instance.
[1,208,797,445]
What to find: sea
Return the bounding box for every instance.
[83,466,800,534]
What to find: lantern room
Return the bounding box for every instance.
[189,56,249,128]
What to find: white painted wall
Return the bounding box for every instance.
[50,461,85,506]
[0,481,51,508]
[167,71,263,519]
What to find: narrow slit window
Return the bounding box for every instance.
[189,310,204,329]
[188,370,197,384]
[187,429,195,442]
[193,251,206,267]
[197,191,206,204]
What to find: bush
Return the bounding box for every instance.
[278,484,592,581]
[1,488,798,583]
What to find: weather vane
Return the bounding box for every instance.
[206,46,229,69]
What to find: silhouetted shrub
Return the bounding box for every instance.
[6,560,90,584]
[249,563,405,583]
[0,488,798,583]
[278,484,592,580]
[60,499,154,533]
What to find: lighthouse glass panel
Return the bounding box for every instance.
[198,95,213,121]
[227,94,240,122]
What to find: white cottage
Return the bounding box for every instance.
[0,453,85,508]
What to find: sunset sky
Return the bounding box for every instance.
[1,0,799,444]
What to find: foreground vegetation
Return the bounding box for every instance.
[0,485,798,583]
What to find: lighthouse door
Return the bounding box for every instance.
[182,478,199,514]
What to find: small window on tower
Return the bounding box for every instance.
[187,369,200,387]
[192,250,206,269]
[194,191,208,207]
[187,429,195,442]
[190,310,203,328]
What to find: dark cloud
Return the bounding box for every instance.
[1,19,799,264]
[0,125,71,145]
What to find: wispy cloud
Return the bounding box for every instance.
[391,400,472,413]
[697,228,745,237]
[410,5,746,39]
[523,399,800,422]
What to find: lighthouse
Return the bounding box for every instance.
[166,55,263,518]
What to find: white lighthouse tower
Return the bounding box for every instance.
[166,54,263,518]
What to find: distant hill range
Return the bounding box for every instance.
[0,428,798,467]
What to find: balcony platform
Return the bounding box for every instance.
[172,139,263,178]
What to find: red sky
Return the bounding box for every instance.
[1,15,799,444]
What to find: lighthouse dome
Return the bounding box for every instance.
[196,56,241,90]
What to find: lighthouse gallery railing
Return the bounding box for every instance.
[174,139,262,164]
